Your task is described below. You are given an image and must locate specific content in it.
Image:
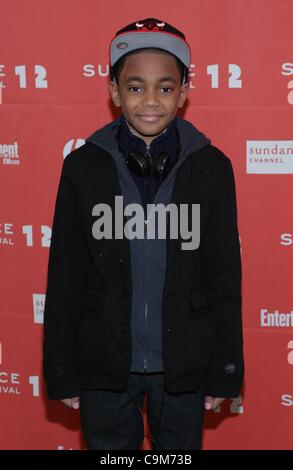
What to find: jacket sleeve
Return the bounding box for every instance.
[201,153,244,398]
[43,155,90,400]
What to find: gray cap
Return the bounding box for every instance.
[109,18,191,70]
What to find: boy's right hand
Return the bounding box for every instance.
[61,397,80,409]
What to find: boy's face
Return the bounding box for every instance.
[109,51,189,145]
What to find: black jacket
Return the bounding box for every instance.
[86,114,212,375]
[43,116,244,400]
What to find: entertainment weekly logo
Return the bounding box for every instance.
[0,137,84,167]
[0,342,39,396]
[0,141,20,165]
[260,309,293,328]
[246,141,293,174]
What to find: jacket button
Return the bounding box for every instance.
[98,252,103,257]
[167,328,171,333]
[122,324,129,332]
[224,363,236,374]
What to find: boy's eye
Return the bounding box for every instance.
[128,86,141,92]
[128,86,173,93]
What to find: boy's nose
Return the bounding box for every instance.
[141,89,160,106]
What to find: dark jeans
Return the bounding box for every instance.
[79,372,205,450]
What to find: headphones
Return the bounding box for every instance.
[125,150,172,207]
[116,117,180,206]
[125,149,171,181]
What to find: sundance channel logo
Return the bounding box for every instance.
[246,140,293,174]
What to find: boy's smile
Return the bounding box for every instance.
[109,51,189,145]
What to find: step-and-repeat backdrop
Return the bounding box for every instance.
[0,0,292,450]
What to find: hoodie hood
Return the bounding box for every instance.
[86,114,211,159]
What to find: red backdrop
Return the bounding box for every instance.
[0,0,292,450]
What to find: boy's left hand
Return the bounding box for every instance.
[204,396,226,411]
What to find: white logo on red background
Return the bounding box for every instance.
[246,141,293,174]
[0,224,53,248]
[83,63,243,90]
[280,341,293,407]
[288,340,293,365]
[280,233,293,246]
[63,139,85,159]
[0,342,21,395]
[0,223,14,246]
[0,141,20,165]
[0,342,40,396]
[33,294,45,324]
[260,309,293,328]
[281,395,293,406]
[281,62,293,105]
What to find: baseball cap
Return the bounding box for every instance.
[109,18,191,83]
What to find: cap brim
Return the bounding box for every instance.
[110,31,190,69]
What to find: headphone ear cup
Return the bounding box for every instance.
[126,151,150,177]
[153,152,171,180]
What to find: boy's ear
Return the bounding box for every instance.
[177,81,190,108]
[109,80,121,107]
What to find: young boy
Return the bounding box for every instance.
[43,18,244,450]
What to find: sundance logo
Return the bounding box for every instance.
[0,342,40,396]
[33,294,45,324]
[0,342,20,395]
[281,395,293,407]
[246,141,293,174]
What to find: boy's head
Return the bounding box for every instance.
[108,18,191,145]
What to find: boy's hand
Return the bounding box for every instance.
[60,397,80,409]
[204,396,225,411]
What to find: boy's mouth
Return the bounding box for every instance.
[137,114,163,122]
